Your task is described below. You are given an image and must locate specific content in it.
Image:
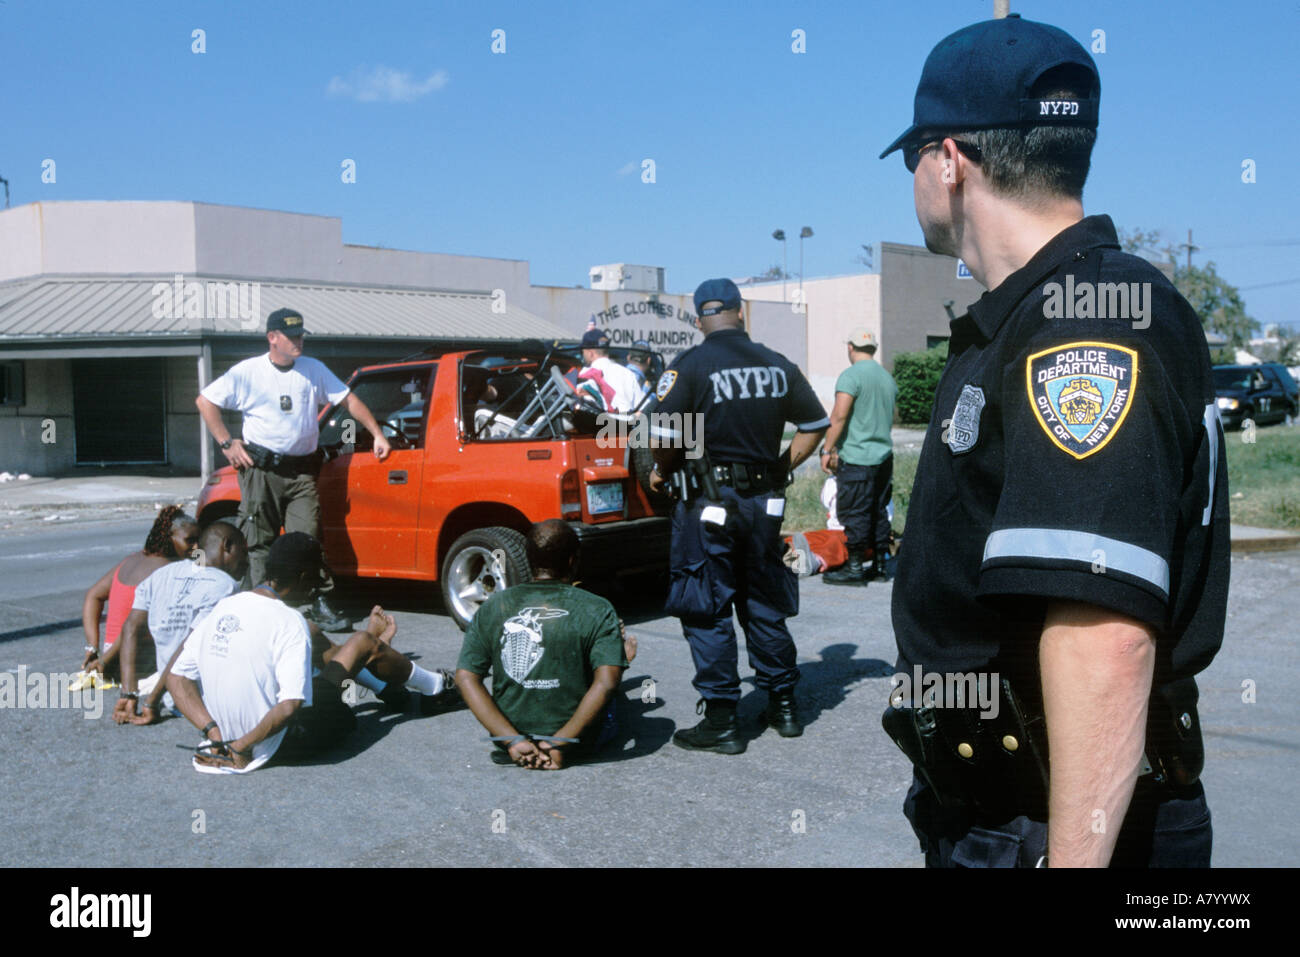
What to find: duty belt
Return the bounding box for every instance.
[243,441,321,474]
[712,461,786,494]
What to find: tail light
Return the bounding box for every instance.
[561,469,581,516]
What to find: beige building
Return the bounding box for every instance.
[740,242,987,409]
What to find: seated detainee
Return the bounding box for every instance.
[80,506,199,682]
[457,519,636,770]
[113,522,249,725]
[167,532,456,773]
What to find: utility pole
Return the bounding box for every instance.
[772,229,788,301]
[1178,229,1199,271]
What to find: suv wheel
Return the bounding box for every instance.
[441,527,531,629]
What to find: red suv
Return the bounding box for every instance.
[197,340,669,627]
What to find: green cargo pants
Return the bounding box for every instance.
[236,464,332,591]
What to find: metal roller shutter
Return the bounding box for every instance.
[72,358,167,464]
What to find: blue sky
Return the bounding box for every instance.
[7,0,1298,330]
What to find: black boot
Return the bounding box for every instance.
[673,699,746,754]
[308,595,353,633]
[872,552,892,582]
[763,690,803,737]
[824,552,869,586]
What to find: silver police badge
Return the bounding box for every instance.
[948,384,985,454]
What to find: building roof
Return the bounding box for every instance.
[0,275,569,342]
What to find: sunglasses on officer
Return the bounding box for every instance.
[904,136,983,174]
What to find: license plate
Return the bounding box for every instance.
[586,482,624,515]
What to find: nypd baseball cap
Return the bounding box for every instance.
[629,339,652,358]
[694,278,742,316]
[580,328,611,349]
[879,15,1099,159]
[267,307,306,336]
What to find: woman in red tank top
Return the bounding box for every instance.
[80,505,199,678]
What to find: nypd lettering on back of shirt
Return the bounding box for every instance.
[707,366,789,404]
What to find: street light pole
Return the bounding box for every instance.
[799,226,813,302]
[772,229,787,301]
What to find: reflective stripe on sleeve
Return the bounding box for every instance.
[982,528,1169,596]
[795,416,831,432]
[1202,403,1220,527]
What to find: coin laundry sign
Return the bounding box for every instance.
[1027,341,1138,459]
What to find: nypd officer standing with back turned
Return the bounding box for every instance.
[649,279,828,753]
[196,307,392,632]
[879,17,1228,866]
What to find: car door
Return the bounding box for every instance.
[317,364,434,576]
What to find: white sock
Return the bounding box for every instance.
[355,667,386,693]
[404,663,444,696]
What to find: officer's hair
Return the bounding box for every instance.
[942,66,1097,202]
[526,519,579,577]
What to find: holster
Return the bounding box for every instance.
[244,441,322,477]
[882,678,1049,818]
[882,675,1205,815]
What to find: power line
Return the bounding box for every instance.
[1240,277,1300,291]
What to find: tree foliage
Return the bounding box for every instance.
[891,342,949,425]
[1118,227,1260,350]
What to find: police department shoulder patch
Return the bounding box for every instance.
[1027,340,1138,459]
[948,384,985,454]
[655,370,677,401]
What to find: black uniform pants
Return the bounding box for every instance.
[665,485,800,702]
[835,455,892,557]
[902,770,1212,867]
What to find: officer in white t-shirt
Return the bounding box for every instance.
[168,533,456,773]
[114,521,247,725]
[195,307,391,632]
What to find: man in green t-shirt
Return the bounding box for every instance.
[456,519,632,770]
[821,329,898,586]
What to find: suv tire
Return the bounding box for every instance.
[441,526,531,629]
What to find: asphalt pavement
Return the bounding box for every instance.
[0,518,1296,867]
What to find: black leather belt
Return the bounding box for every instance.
[712,462,786,494]
[244,441,320,474]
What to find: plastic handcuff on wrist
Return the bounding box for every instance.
[487,734,580,746]
[177,739,252,758]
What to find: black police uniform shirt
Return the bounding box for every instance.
[652,327,829,465]
[892,215,1230,686]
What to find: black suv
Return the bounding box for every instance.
[1213,363,1299,429]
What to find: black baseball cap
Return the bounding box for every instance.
[879,15,1099,159]
[267,307,306,336]
[694,278,742,316]
[266,532,328,586]
[580,328,611,349]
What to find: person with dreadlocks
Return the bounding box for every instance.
[79,505,199,682]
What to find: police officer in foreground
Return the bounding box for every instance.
[648,279,829,752]
[196,307,392,632]
[879,17,1228,866]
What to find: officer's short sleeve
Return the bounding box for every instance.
[310,361,350,407]
[977,323,1190,631]
[651,354,692,418]
[200,367,242,410]
[786,364,830,432]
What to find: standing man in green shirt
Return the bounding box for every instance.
[456,519,633,770]
[822,329,898,586]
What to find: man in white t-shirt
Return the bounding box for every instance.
[167,533,457,774]
[114,521,248,725]
[579,329,644,414]
[195,307,392,632]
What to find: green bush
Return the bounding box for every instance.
[891,342,949,425]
